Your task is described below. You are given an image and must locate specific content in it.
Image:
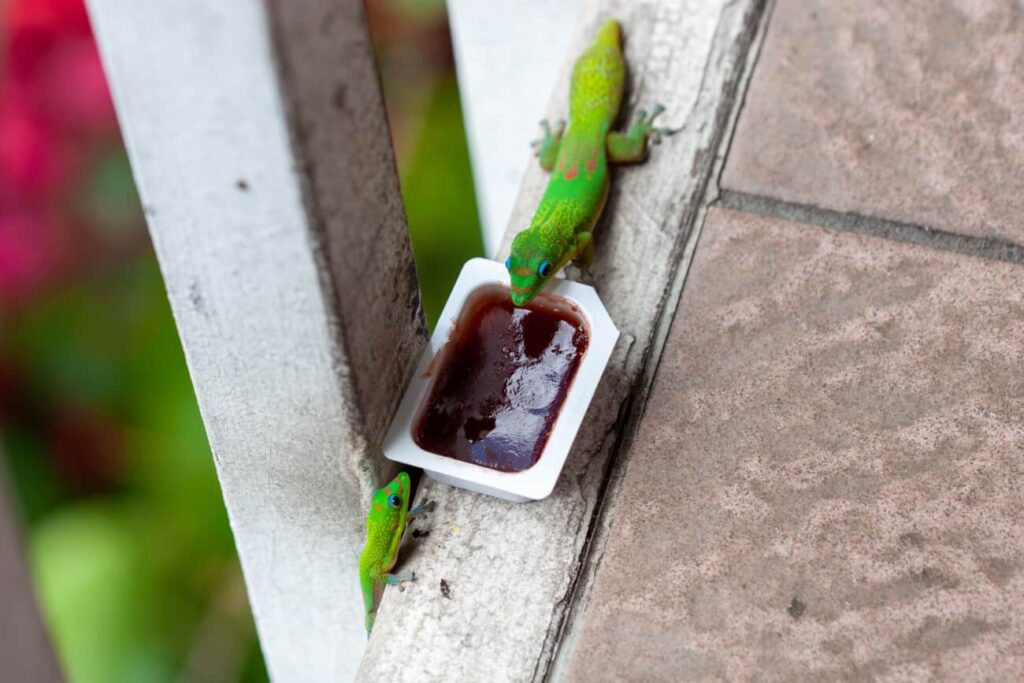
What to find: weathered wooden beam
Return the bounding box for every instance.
[86,1,426,680]
[358,1,766,680]
[0,465,64,683]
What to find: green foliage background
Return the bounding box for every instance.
[0,0,482,680]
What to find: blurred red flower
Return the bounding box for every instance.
[0,0,119,305]
[0,211,63,299]
[0,90,56,196]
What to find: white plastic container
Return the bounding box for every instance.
[382,258,618,502]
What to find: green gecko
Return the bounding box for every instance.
[359,471,434,636]
[506,19,670,306]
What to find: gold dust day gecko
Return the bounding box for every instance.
[506,19,670,305]
[359,472,434,636]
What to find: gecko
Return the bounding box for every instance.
[359,471,434,636]
[505,19,670,306]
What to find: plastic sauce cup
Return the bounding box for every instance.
[383,258,619,502]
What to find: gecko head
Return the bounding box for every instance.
[370,471,411,530]
[506,235,555,307]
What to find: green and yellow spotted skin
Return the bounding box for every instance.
[507,20,668,306]
[359,472,412,636]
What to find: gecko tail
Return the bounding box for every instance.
[596,19,621,47]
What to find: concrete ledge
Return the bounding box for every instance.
[721,0,1024,245]
[560,207,1024,680]
[357,1,766,680]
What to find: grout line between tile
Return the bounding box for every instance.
[719,190,1024,266]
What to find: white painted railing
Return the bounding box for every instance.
[87,1,425,680]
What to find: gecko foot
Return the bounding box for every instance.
[636,104,675,145]
[647,104,667,144]
[530,118,566,155]
[384,571,415,590]
[408,499,436,518]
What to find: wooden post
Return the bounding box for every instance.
[86,1,426,680]
[358,1,766,681]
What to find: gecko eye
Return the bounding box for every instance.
[387,494,401,509]
[538,260,552,277]
[505,256,512,270]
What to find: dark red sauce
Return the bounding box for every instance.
[414,285,589,472]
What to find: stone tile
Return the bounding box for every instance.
[722,0,1024,244]
[564,208,1024,681]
